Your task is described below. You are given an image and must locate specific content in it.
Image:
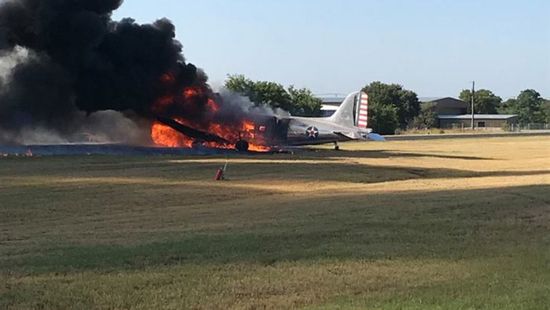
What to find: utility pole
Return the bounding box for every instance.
[471,81,475,130]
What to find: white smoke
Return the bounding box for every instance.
[80,111,151,145]
[216,88,291,118]
[0,110,152,145]
[0,126,68,145]
[0,46,28,81]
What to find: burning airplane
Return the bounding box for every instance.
[152,91,382,152]
[0,0,381,151]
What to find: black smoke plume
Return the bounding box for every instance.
[0,0,210,144]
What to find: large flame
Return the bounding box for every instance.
[151,84,271,152]
[151,118,271,152]
[151,122,193,148]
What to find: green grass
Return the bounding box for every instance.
[1,137,549,309]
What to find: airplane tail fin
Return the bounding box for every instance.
[328,91,369,129]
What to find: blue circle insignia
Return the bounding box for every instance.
[306,126,319,139]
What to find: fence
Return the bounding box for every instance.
[509,123,550,132]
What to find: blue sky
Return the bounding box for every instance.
[112,0,550,99]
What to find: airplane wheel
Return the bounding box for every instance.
[235,140,249,152]
[192,141,205,149]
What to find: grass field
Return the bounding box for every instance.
[1,136,549,309]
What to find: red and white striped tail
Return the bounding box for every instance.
[357,92,369,128]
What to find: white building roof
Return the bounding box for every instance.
[321,104,340,111]
[316,95,346,105]
[438,114,518,120]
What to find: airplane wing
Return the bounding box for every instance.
[156,117,230,144]
[334,131,363,140]
[334,131,385,141]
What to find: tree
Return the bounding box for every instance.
[224,74,255,96]
[225,75,322,116]
[287,86,323,116]
[502,89,546,125]
[369,103,399,135]
[412,102,438,129]
[543,99,550,123]
[362,81,420,132]
[459,89,501,114]
[248,80,293,112]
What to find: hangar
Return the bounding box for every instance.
[420,97,469,115]
[421,97,518,130]
[318,95,346,117]
[438,114,519,129]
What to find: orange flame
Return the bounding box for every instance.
[248,143,271,152]
[151,118,271,152]
[151,82,271,152]
[151,122,193,148]
[183,87,201,100]
[207,99,220,113]
[160,73,175,84]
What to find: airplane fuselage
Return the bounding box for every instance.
[283,116,367,146]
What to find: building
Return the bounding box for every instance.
[318,95,518,129]
[317,95,346,117]
[421,97,518,129]
[438,114,518,129]
[420,97,469,115]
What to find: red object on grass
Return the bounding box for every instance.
[215,168,225,181]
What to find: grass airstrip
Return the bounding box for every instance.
[1,136,549,309]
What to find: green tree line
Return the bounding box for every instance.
[459,88,549,125]
[226,75,549,134]
[225,75,322,117]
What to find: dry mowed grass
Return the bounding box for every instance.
[1,136,549,309]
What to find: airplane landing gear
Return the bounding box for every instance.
[333,142,340,151]
[235,140,250,152]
